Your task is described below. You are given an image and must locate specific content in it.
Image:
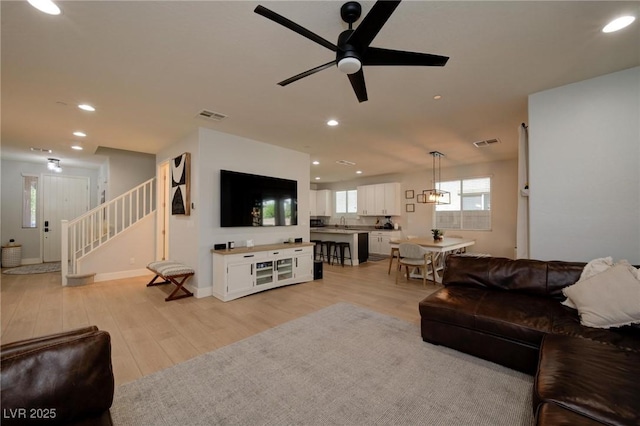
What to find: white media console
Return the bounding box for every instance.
[211,243,314,301]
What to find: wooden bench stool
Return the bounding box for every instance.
[146,261,195,301]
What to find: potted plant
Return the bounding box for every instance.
[431,229,444,241]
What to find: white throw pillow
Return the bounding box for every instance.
[562,257,614,309]
[562,263,640,329]
[580,256,614,280]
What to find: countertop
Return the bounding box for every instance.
[311,229,365,235]
[310,227,400,234]
[211,242,314,255]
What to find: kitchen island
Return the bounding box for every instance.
[310,228,369,266]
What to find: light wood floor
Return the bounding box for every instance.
[1,259,439,385]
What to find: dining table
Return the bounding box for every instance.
[389,237,476,283]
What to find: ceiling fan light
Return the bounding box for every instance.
[27,0,61,15]
[337,57,361,74]
[603,16,635,33]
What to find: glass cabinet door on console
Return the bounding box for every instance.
[275,258,293,281]
[255,261,274,286]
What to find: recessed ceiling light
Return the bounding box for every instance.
[31,147,52,153]
[71,143,83,151]
[356,170,363,174]
[327,119,339,126]
[433,95,442,100]
[603,16,636,33]
[73,131,86,137]
[312,160,320,165]
[27,0,61,15]
[78,104,95,112]
[314,177,321,180]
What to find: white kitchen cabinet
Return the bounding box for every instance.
[380,183,401,216]
[357,183,401,216]
[212,243,314,302]
[357,185,376,216]
[369,231,402,255]
[315,189,332,216]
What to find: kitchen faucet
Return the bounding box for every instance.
[340,216,347,228]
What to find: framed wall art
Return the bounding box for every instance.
[406,203,415,213]
[171,152,191,215]
[405,190,414,199]
[417,194,426,203]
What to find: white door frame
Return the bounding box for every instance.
[156,161,170,261]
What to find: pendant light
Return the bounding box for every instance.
[421,151,450,205]
[47,158,62,173]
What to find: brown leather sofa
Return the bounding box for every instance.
[1,326,115,426]
[419,255,640,426]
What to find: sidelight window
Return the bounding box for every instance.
[22,174,38,228]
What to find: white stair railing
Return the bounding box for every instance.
[61,178,156,285]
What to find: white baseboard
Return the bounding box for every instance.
[21,258,42,265]
[192,285,212,298]
[94,268,150,282]
[93,270,211,299]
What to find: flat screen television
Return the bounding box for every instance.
[220,170,298,227]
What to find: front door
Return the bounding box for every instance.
[42,175,89,262]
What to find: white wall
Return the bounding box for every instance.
[157,130,200,287]
[318,159,518,259]
[529,67,640,263]
[157,127,311,295]
[78,213,156,281]
[95,147,156,199]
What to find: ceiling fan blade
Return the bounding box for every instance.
[254,5,338,52]
[348,0,401,50]
[362,47,449,67]
[278,61,336,86]
[348,69,368,103]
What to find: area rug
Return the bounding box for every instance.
[2,262,61,274]
[367,253,390,262]
[111,303,534,426]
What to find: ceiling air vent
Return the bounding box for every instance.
[336,160,356,166]
[473,138,500,148]
[197,110,227,121]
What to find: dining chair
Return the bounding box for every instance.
[388,235,420,274]
[395,243,434,287]
[388,246,401,274]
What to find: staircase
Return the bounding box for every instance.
[61,178,156,286]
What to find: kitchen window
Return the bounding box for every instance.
[435,177,491,230]
[335,190,357,214]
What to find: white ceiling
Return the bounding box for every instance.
[2,1,638,182]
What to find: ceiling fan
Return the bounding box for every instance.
[254,0,449,103]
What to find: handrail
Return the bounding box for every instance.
[61,178,156,285]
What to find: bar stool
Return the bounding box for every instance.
[332,242,353,267]
[310,240,322,261]
[320,241,335,264]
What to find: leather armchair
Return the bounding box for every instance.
[1,326,114,426]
